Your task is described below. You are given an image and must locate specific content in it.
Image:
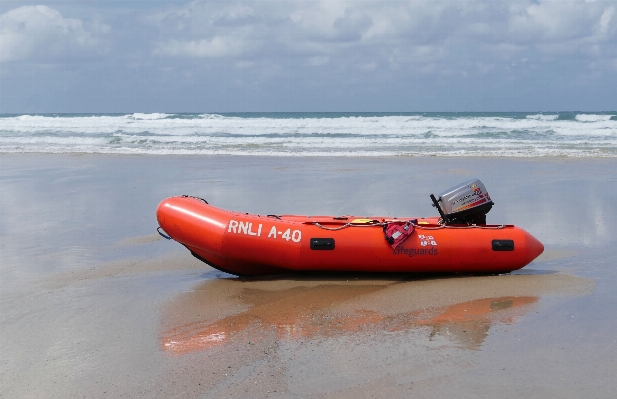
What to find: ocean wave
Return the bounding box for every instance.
[131,113,173,120]
[1,112,615,157]
[575,114,614,122]
[2,114,614,136]
[526,114,559,121]
[0,144,613,158]
[198,113,231,120]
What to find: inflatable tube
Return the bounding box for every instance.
[156,196,544,276]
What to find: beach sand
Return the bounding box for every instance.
[1,154,616,398]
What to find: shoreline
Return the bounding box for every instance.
[3,152,617,159]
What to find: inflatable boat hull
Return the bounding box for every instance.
[156,196,544,276]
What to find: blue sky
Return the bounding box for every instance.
[1,0,616,113]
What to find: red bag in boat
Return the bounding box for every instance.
[383,220,416,249]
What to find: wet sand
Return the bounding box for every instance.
[160,273,593,353]
[1,154,616,398]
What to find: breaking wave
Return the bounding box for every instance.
[1,112,615,157]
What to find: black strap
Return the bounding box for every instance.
[382,223,394,244]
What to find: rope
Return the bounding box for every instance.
[181,195,208,204]
[157,227,172,240]
[415,224,506,230]
[311,221,507,231]
[313,220,392,231]
[312,222,383,230]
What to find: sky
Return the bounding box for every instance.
[1,0,616,113]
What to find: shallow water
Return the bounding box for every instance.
[1,154,616,397]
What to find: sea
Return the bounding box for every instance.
[1,112,615,157]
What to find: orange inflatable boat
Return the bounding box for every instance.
[156,179,544,276]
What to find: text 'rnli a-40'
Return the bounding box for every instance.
[156,179,544,276]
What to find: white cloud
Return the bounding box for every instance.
[597,6,615,35]
[153,36,246,58]
[508,1,607,42]
[0,5,109,63]
[147,1,616,67]
[2,1,615,112]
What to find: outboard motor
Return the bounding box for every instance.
[430,179,494,225]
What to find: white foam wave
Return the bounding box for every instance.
[1,114,614,137]
[0,144,611,158]
[131,113,172,120]
[526,114,559,121]
[575,114,614,122]
[198,113,231,120]
[1,113,615,157]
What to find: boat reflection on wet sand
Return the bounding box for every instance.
[160,273,591,355]
[162,293,537,355]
